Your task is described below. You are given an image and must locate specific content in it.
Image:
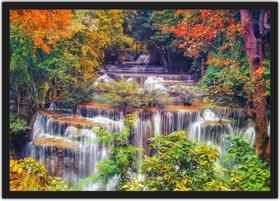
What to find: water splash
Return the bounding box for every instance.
[243,127,256,148]
[143,76,166,91]
[93,74,114,86]
[189,109,234,148]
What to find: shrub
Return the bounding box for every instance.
[223,135,270,191]
[122,133,270,191]
[102,81,143,111]
[10,157,68,191]
[9,112,29,135]
[122,131,222,191]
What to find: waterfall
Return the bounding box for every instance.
[49,102,56,110]
[189,109,234,148]
[161,110,199,134]
[135,54,150,64]
[48,101,73,112]
[153,111,161,136]
[93,74,114,86]
[26,101,261,191]
[27,110,110,189]
[143,77,166,91]
[89,116,124,133]
[243,127,256,148]
[132,112,153,157]
[22,51,269,192]
[32,112,48,137]
[107,72,198,85]
[77,105,124,121]
[130,109,200,156]
[214,107,246,131]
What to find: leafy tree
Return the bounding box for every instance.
[122,131,223,191]
[10,157,68,191]
[10,10,75,54]
[140,87,167,107]
[10,9,137,120]
[166,9,271,159]
[124,10,191,69]
[170,85,203,105]
[240,10,270,159]
[198,59,249,106]
[10,28,77,120]
[69,10,136,81]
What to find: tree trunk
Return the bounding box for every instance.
[148,44,160,66]
[159,45,169,68]
[167,49,172,69]
[240,10,269,160]
[200,52,206,76]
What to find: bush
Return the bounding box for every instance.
[170,85,204,105]
[10,157,68,191]
[223,135,270,191]
[122,133,270,191]
[10,112,29,135]
[122,131,222,191]
[102,81,145,112]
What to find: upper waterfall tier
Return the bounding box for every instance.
[105,64,170,73]
[103,61,200,85]
[106,71,199,85]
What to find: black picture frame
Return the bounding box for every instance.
[2,1,278,198]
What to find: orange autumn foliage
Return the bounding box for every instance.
[10,10,75,54]
[165,10,241,57]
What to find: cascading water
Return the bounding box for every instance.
[93,74,114,86]
[26,111,111,189]
[26,99,255,191]
[24,58,263,191]
[89,116,124,133]
[153,111,161,136]
[106,72,198,85]
[188,109,236,161]
[243,127,256,148]
[77,104,124,121]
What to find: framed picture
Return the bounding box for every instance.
[2,1,278,198]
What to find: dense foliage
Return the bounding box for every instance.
[95,112,141,187]
[10,157,68,191]
[122,132,270,191]
[223,135,270,191]
[123,131,221,191]
[124,10,191,69]
[9,112,29,135]
[10,10,137,122]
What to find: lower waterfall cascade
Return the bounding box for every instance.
[24,99,258,190]
[22,65,266,191]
